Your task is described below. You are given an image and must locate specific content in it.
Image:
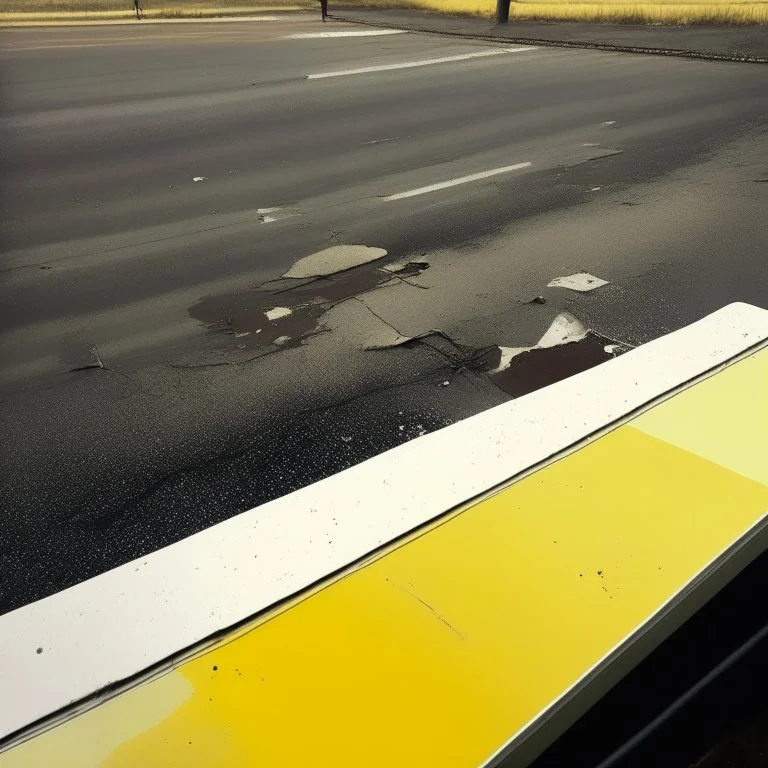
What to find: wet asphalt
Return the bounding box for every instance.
[0,15,767,613]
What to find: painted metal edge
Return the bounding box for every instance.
[481,510,768,767]
[1,302,767,743]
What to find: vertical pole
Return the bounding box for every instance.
[496,0,510,23]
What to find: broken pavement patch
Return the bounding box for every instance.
[188,256,429,352]
[478,312,630,397]
[282,245,388,279]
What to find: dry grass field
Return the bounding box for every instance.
[1,0,766,26]
[353,0,768,25]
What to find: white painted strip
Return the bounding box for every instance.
[1,303,767,742]
[384,161,531,201]
[287,30,406,39]
[307,46,537,79]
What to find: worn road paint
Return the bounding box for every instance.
[384,162,532,201]
[1,304,766,744]
[264,307,292,322]
[547,273,609,292]
[287,30,406,39]
[307,47,537,79]
[362,137,399,146]
[282,245,387,278]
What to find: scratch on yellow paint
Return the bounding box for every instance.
[631,348,768,485]
[1,672,192,768]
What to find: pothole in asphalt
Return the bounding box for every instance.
[188,253,429,350]
[369,312,630,400]
[475,312,630,397]
[484,332,628,398]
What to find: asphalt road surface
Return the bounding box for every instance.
[1,15,767,615]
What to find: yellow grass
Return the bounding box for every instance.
[349,0,768,24]
[0,8,305,19]
[1,0,311,12]
[2,0,766,23]
[512,2,768,23]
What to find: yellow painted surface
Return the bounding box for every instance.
[632,349,768,486]
[7,420,767,768]
[2,672,193,768]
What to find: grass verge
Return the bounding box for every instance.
[2,0,766,25]
[0,0,312,23]
[340,0,768,25]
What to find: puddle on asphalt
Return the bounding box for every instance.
[482,333,629,398]
[188,258,430,350]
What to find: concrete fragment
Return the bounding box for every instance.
[547,273,609,292]
[283,245,387,279]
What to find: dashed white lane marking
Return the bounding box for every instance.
[384,162,532,201]
[287,30,406,39]
[307,46,537,79]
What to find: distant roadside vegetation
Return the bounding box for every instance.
[1,0,312,21]
[357,0,768,25]
[2,0,766,24]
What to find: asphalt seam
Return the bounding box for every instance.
[329,14,768,65]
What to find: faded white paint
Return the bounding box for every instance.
[538,312,588,347]
[287,30,405,39]
[192,176,206,182]
[273,335,291,346]
[1,304,767,743]
[362,137,399,146]
[265,307,292,322]
[283,245,387,279]
[307,47,537,79]
[547,273,609,292]
[384,162,531,202]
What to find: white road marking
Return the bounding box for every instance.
[287,30,406,39]
[307,46,537,79]
[362,137,399,146]
[384,162,531,201]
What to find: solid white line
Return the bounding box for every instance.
[384,162,532,201]
[307,46,537,79]
[287,30,406,39]
[1,303,767,742]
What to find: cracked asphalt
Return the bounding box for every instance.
[1,15,767,613]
